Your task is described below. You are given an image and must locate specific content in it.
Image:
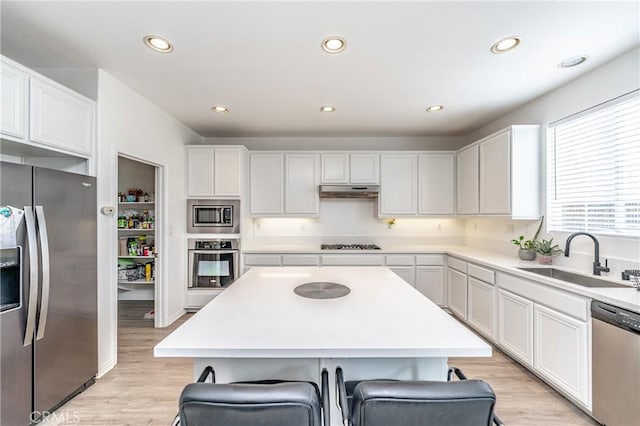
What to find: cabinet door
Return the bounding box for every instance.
[480,131,511,214]
[321,154,349,184]
[379,154,417,215]
[418,153,455,215]
[389,267,415,287]
[456,145,479,214]
[415,266,444,305]
[350,153,379,184]
[214,147,242,197]
[1,60,27,139]
[534,304,589,406]
[250,154,284,215]
[468,277,495,339]
[498,288,534,367]
[186,147,215,197]
[285,154,319,214]
[447,268,467,319]
[29,78,95,156]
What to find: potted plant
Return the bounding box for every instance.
[535,238,563,265]
[511,216,544,261]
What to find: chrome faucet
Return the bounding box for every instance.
[564,232,610,276]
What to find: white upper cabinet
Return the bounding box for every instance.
[1,59,27,139]
[186,146,243,198]
[458,125,541,218]
[457,145,479,214]
[250,153,319,216]
[479,131,511,214]
[29,77,95,156]
[1,55,96,158]
[320,153,379,184]
[418,153,455,215]
[214,147,242,197]
[250,153,284,215]
[186,147,215,197]
[350,153,379,184]
[379,154,417,216]
[321,154,349,184]
[285,154,319,215]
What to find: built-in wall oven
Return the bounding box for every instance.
[188,239,239,289]
[187,199,240,234]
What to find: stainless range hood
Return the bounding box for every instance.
[319,185,379,198]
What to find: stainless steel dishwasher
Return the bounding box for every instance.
[591,301,640,426]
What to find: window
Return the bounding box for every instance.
[547,91,640,237]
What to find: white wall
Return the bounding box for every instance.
[464,47,640,277]
[203,136,467,151]
[96,70,202,376]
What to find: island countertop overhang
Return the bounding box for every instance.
[155,266,491,359]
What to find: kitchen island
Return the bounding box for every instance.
[155,266,490,425]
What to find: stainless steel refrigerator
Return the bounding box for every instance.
[1,161,97,425]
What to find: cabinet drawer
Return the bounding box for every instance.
[467,264,495,284]
[447,256,467,273]
[416,254,444,266]
[321,255,384,266]
[282,255,319,266]
[497,272,588,321]
[385,255,415,266]
[244,254,282,266]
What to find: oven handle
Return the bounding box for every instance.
[190,250,238,255]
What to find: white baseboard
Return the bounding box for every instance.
[166,308,186,327]
[97,357,116,378]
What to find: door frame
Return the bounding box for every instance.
[107,149,168,365]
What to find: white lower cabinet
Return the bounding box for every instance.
[534,304,589,407]
[498,288,534,367]
[415,267,444,305]
[467,277,495,339]
[389,267,415,287]
[447,268,467,320]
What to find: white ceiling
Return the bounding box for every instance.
[1,1,638,137]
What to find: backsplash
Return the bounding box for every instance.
[246,199,465,247]
[464,218,640,280]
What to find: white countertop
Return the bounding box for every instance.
[243,245,640,313]
[155,266,491,358]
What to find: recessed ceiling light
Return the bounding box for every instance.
[490,36,520,54]
[211,105,229,113]
[321,36,346,53]
[319,106,336,113]
[558,55,588,68]
[426,105,444,112]
[143,35,173,53]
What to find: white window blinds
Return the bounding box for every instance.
[547,91,640,237]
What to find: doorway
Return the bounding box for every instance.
[116,155,161,328]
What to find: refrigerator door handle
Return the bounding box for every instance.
[35,206,50,341]
[23,206,39,347]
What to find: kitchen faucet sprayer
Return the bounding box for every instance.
[564,232,610,276]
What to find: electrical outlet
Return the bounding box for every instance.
[506,224,515,234]
[437,223,443,231]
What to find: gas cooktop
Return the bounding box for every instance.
[321,244,381,250]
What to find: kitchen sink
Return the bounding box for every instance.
[517,267,631,288]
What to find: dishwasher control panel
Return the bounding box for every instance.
[592,300,640,333]
[618,311,640,332]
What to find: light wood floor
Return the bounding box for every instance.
[43,312,598,426]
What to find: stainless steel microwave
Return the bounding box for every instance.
[187,200,240,234]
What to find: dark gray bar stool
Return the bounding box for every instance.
[174,366,330,426]
[336,366,503,426]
